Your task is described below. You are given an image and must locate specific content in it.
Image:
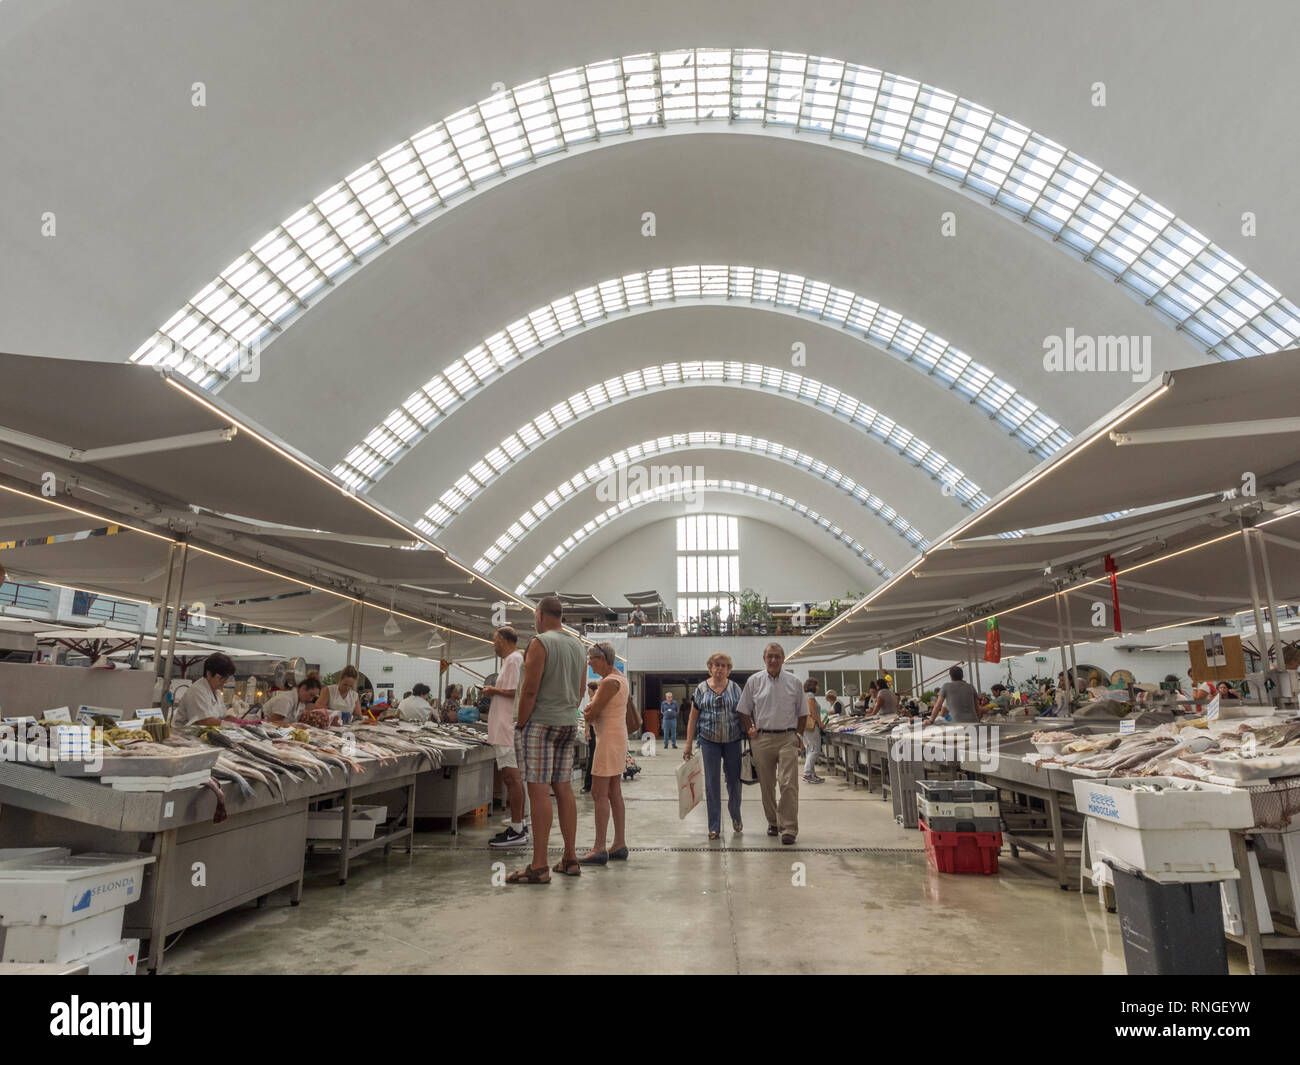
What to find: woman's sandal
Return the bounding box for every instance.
[552,857,582,877]
[609,846,629,861]
[577,851,608,866]
[505,864,551,885]
[708,831,721,840]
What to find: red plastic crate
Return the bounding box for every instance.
[919,818,1002,874]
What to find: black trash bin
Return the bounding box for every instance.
[1109,863,1228,975]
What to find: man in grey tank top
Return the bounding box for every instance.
[926,665,982,725]
[507,596,586,884]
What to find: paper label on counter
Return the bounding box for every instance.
[1119,718,1136,734]
[1206,694,1221,723]
[133,708,164,721]
[44,706,71,722]
[77,705,123,724]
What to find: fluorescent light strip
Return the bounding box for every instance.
[163,374,530,611]
[0,482,173,544]
[880,528,1243,653]
[185,544,491,646]
[36,580,153,609]
[793,381,1172,658]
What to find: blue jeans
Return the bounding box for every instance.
[663,716,678,745]
[699,738,743,834]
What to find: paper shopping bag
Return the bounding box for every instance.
[675,748,704,818]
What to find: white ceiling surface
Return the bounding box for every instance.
[5,0,1298,585]
[413,381,973,563]
[486,448,916,589]
[4,0,1298,362]
[221,137,1193,463]
[533,496,868,596]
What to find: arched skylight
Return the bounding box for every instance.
[474,431,931,574]
[128,48,1299,388]
[412,361,988,539]
[331,265,1070,491]
[515,479,894,595]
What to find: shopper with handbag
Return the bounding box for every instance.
[802,678,826,784]
[682,652,745,840]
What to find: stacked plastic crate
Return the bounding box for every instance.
[0,849,154,974]
[916,780,1003,874]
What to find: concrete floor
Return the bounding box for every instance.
[162,743,1289,974]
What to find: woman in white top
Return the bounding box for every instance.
[314,664,360,723]
[172,652,235,727]
[262,675,322,723]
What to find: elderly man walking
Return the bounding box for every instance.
[736,643,807,845]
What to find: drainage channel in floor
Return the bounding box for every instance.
[407,844,924,855]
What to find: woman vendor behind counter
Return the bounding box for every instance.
[172,652,236,727]
[262,674,322,723]
[315,664,360,723]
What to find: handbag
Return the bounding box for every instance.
[739,737,760,785]
[625,696,642,734]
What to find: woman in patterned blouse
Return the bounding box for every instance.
[682,652,745,840]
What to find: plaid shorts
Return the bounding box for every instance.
[515,722,578,784]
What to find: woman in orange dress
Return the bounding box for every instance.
[578,642,629,865]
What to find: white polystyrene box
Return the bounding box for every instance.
[79,937,141,976]
[0,907,125,963]
[1089,819,1239,883]
[1072,777,1253,831]
[0,853,154,926]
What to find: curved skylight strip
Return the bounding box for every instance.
[412,361,989,541]
[474,431,932,575]
[128,48,1300,389]
[515,479,894,596]
[331,265,1071,491]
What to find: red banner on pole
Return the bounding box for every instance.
[1104,554,1122,633]
[984,617,1001,664]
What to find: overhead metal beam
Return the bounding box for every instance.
[0,425,237,463]
[1111,418,1300,446]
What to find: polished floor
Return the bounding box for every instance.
[162,742,1283,975]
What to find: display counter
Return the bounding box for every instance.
[0,751,426,972]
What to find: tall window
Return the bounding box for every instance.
[676,515,739,630]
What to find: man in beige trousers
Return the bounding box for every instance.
[736,643,807,845]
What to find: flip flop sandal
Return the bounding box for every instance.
[505,864,551,885]
[552,857,582,876]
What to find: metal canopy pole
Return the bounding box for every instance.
[160,542,189,701]
[1054,584,1070,711]
[1062,585,1079,692]
[1254,529,1294,703]
[914,645,924,702]
[352,599,365,675]
[966,621,982,693]
[151,542,178,705]
[1240,520,1273,690]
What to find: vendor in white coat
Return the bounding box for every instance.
[395,682,434,723]
[172,652,235,727]
[261,674,322,723]
[314,663,360,723]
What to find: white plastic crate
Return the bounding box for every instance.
[79,937,141,976]
[0,853,154,925]
[0,848,69,869]
[917,797,1000,820]
[307,804,386,841]
[1089,819,1238,883]
[1072,777,1253,831]
[0,907,124,964]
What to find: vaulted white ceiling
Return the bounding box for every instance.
[4,0,1298,594]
